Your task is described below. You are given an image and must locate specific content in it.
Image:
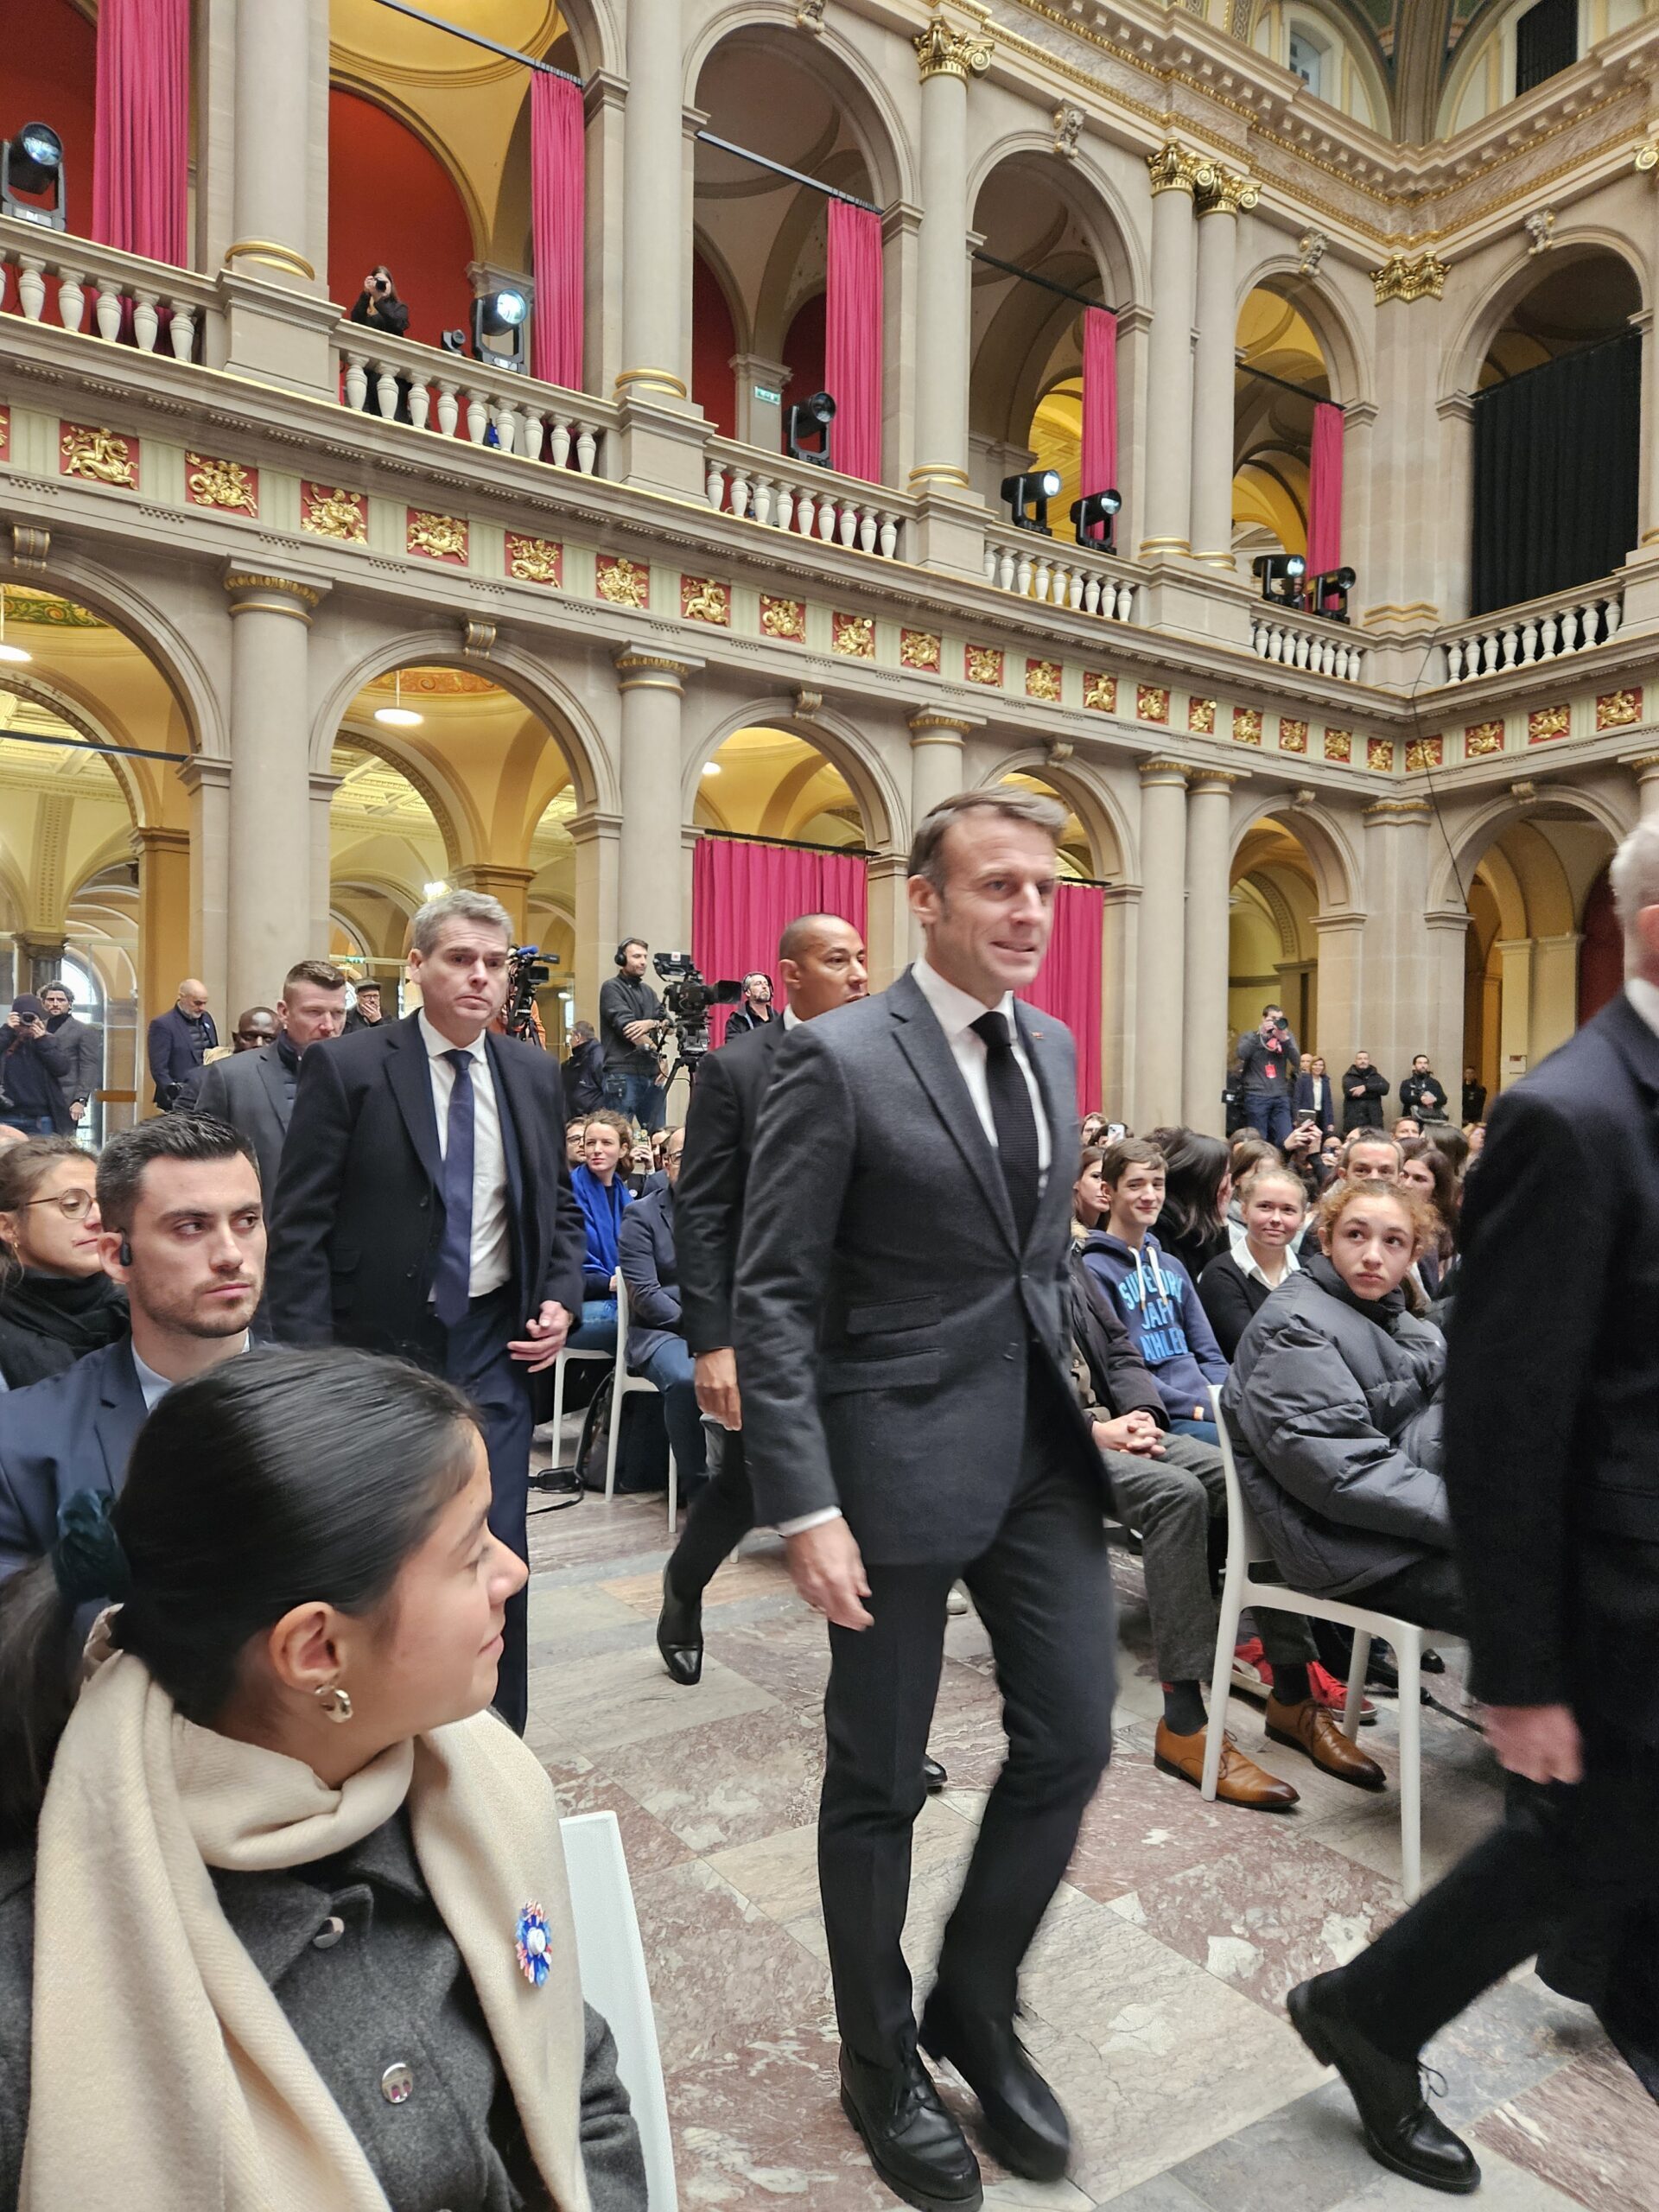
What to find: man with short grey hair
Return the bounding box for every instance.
[268,887,587,1735]
[190,959,347,1200]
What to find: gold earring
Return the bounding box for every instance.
[315,1682,353,1724]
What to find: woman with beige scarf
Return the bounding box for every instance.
[0,1345,647,2212]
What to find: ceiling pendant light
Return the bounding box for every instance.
[373,668,423,728]
[0,588,32,665]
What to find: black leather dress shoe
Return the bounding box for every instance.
[923,1755,948,1793]
[655,1565,703,1687]
[918,1989,1070,2183]
[838,2047,982,2211]
[1287,1974,1479,2195]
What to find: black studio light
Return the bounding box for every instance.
[786,389,836,469]
[1,121,66,231]
[1070,487,1122,550]
[471,287,529,372]
[1252,551,1307,608]
[1307,564,1357,622]
[1001,467,1062,535]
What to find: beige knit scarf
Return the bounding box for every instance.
[23,1650,593,2212]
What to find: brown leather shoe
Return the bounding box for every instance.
[1154,1720,1300,1808]
[1266,1695,1387,1790]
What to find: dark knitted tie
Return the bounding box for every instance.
[971,1010,1040,1245]
[434,1047,475,1328]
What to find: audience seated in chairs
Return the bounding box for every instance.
[1148,1126,1233,1283]
[1068,1157,1370,1802]
[616,1127,707,1493]
[1082,1138,1229,1444]
[0,1138,126,1389]
[568,1110,635,1355]
[0,1347,648,2211]
[1398,1138,1459,1305]
[1221,1178,1465,1644]
[1198,1163,1306,1363]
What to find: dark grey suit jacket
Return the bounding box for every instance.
[0,1338,146,1585]
[190,1041,296,1200]
[733,966,1096,1563]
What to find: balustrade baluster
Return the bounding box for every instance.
[1604,597,1623,641]
[729,470,750,519]
[132,291,159,353]
[94,282,122,341]
[1539,614,1558,658]
[465,393,488,444]
[775,486,795,532]
[858,506,879,554]
[167,302,194,360]
[549,418,571,467]
[55,268,86,332]
[815,497,836,540]
[520,407,542,461]
[879,514,898,559]
[1015,550,1033,597]
[376,365,400,419]
[575,424,597,473]
[408,381,431,433]
[344,355,369,412]
[996,548,1016,591]
[752,478,774,526]
[706,464,726,511]
[838,505,858,548]
[17,259,45,321]
[435,383,459,437]
[1082,574,1101,614]
[497,404,520,455]
[1520,620,1538,664]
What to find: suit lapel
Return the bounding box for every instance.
[484,1033,529,1214]
[1012,1000,1074,1259]
[887,970,1019,1255]
[385,1015,443,1191]
[92,1344,145,1496]
[254,1044,292,1131]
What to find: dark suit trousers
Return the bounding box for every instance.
[820,1369,1116,2065]
[665,1420,755,1597]
[444,1285,534,1735]
[1335,1728,1659,2059]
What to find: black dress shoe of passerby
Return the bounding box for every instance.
[838,2047,982,2211]
[1287,1974,1480,2196]
[924,1755,948,1793]
[655,1565,703,1687]
[919,1990,1071,2183]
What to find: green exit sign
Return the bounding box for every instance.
[753,384,782,405]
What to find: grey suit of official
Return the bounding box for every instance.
[190,1041,296,1201]
[734,964,1114,2068]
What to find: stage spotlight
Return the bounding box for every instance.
[1251,551,1307,608]
[1308,565,1357,623]
[1070,487,1122,550]
[1001,468,1063,535]
[786,390,836,470]
[373,671,423,729]
[471,288,529,373]
[1,122,66,232]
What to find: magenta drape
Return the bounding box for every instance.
[692,836,869,1048]
[1020,883,1103,1116]
[531,73,585,391]
[1306,400,1344,578]
[92,0,189,266]
[825,201,883,483]
[1079,308,1119,540]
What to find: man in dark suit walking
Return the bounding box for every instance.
[735,791,1113,2209]
[147,978,218,1109]
[267,889,584,1736]
[0,1114,264,1586]
[654,912,870,1681]
[190,960,347,1199]
[1288,812,1659,2187]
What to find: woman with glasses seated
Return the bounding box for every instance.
[0,1138,125,1389]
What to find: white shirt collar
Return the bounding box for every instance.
[1227,1219,1301,1286]
[130,1335,250,1413]
[912,955,1015,1044]
[1626,977,1659,1041]
[782,1005,801,1031]
[418,1011,486,1063]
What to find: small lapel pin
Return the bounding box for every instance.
[515,1902,550,1986]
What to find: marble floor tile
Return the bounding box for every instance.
[707,1611,836,1714]
[601,1548,795,1617]
[1067,1737,1307,1903]
[525,1581,648,1643]
[1472,2036,1659,2212]
[629,1857,834,2075]
[601,1705,827,1854]
[537,1746,693,1878]
[524,1642,778,1759]
[707,1792,979,1926]
[525,1492,669,1573]
[1324,2148,1585,2209]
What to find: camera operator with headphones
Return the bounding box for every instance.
[1235,1002,1301,1150]
[599,939,666,1133]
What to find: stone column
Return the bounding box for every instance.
[1423,906,1471,1096]
[1182,768,1240,1133]
[1313,911,1367,1074]
[1101,883,1138,1116]
[309,770,340,961]
[864,853,912,995]
[1139,147,1200,561]
[1134,759,1188,1127]
[1638,300,1659,555]
[618,0,686,406]
[1529,931,1583,1065]
[1495,938,1535,1091]
[132,826,194,1055]
[1629,751,1659,819]
[1189,168,1256,569]
[181,757,231,1021]
[583,73,627,397]
[907,709,975,826]
[568,807,622,1027]
[454,863,538,942]
[1360,797,1433,1093]
[224,570,324,1018]
[614,651,694,962]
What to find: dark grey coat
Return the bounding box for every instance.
[1220,1257,1452,1599]
[0,1811,646,2212]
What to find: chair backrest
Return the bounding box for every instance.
[1207,1382,1273,1575]
[560,1808,678,2210]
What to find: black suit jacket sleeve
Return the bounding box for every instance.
[266,1039,354,1344]
[675,1051,746,1355]
[1443,1092,1610,1708]
[540,1072,586,1318]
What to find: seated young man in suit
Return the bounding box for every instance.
[0,1113,264,1588]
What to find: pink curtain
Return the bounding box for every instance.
[692,836,869,1047]
[825,200,883,483]
[1020,883,1103,1116]
[1306,400,1344,578]
[531,73,585,391]
[93,0,189,266]
[1079,308,1118,541]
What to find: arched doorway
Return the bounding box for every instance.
[1230,817,1322,1054]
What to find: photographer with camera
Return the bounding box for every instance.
[0,996,74,1137]
[599,939,665,1131]
[348,266,411,421]
[1235,1002,1300,1148]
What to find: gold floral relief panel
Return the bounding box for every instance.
[681,575,731,626]
[1464,720,1504,759]
[760,595,807,643]
[1279,718,1309,754]
[1324,729,1352,763]
[1187,697,1216,735]
[60,423,137,488]
[1083,671,1116,714]
[1136,684,1170,724]
[1528,704,1570,744]
[1596,688,1642,731]
[186,454,257,516]
[1233,707,1262,746]
[1366,738,1396,772]
[1406,736,1444,772]
[595,555,650,608]
[901,628,942,672]
[1026,658,1062,702]
[0,405,10,463]
[302,482,367,543]
[965,644,1004,687]
[408,510,468,564]
[505,533,563,586]
[834,612,876,659]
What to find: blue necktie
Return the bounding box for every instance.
[434,1047,475,1328]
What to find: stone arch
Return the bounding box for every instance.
[974,747,1131,882]
[1442,234,1651,404]
[1229,793,1358,914]
[685,698,904,851]
[326,73,487,259]
[330,723,469,875]
[1428,785,1635,912]
[0,668,146,829]
[1231,258,1370,407]
[965,137,1145,306]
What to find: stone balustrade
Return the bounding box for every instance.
[333,323,613,475]
[1249,613,1364,682]
[0,214,215,362]
[702,438,910,561]
[982,525,1140,622]
[1439,582,1624,683]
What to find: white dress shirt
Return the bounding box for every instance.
[1627,976,1659,1040]
[782,1005,801,1031]
[132,1335,250,1412]
[419,1012,511,1300]
[1226,1217,1301,1287]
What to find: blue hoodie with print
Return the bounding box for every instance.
[1080,1228,1230,1423]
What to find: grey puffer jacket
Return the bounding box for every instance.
[1220,1255,1451,1599]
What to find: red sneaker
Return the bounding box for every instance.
[1230,1637,1272,1697]
[1310,1661,1376,1725]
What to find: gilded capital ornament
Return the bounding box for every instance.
[914,10,994,83]
[1147,144,1205,198]
[1195,165,1258,217]
[1370,252,1447,306]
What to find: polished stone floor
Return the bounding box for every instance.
[525,1482,1656,2210]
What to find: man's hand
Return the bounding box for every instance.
[1093,1411,1163,1457]
[509,1300,574,1371]
[785,1519,873,1630]
[695,1346,741,1429]
[1484,1702,1583,1784]
[69,1101,85,1124]
[622,1019,657,1046]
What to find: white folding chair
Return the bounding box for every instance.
[606,1274,678,1531]
[560,1809,678,2212]
[546,1339,612,1462]
[1203,1382,1463,1902]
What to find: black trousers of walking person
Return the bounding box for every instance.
[819,1364,1116,2065]
[665,1419,757,1597]
[444,1284,536,1736]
